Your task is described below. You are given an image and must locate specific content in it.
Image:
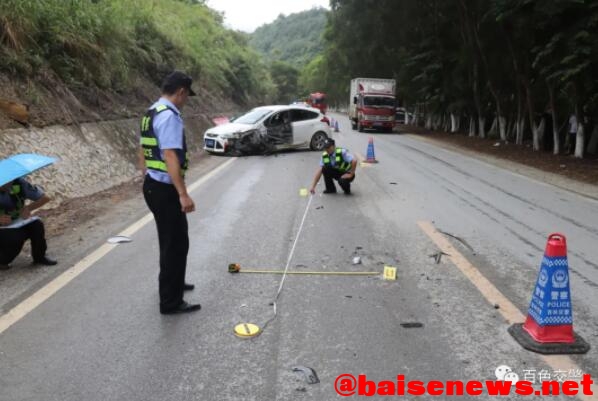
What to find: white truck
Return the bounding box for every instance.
[349,78,396,133]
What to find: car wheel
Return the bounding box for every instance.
[310,131,328,151]
[358,121,364,132]
[351,120,357,130]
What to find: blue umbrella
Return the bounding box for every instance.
[0,153,57,187]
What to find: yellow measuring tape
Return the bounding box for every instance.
[228,263,378,276]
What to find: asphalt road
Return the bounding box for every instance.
[1,113,597,400]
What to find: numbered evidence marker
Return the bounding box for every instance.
[383,266,397,281]
[299,188,309,197]
[234,323,261,338]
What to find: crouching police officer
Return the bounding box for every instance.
[310,138,357,195]
[0,178,57,270]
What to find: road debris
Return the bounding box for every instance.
[400,322,424,328]
[438,230,474,252]
[352,256,361,265]
[292,366,320,384]
[428,251,450,264]
[107,235,132,244]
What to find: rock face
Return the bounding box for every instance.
[0,115,211,205]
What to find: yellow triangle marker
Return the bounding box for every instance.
[299,188,308,197]
[383,266,397,281]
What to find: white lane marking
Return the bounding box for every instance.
[0,157,237,335]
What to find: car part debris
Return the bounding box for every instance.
[292,366,320,384]
[352,256,361,265]
[438,230,474,252]
[401,322,424,328]
[107,236,132,244]
[428,251,450,264]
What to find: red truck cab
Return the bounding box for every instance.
[349,78,396,133]
[307,92,327,114]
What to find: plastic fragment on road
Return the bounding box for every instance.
[292,366,320,384]
[107,236,132,244]
[400,322,424,328]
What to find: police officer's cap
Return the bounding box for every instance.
[324,138,335,148]
[162,71,197,96]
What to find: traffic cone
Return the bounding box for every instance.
[363,137,378,163]
[509,234,590,354]
[334,120,340,132]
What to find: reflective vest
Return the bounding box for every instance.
[140,104,189,176]
[322,148,351,172]
[0,182,24,221]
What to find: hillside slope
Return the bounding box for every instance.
[0,0,272,129]
[249,8,328,66]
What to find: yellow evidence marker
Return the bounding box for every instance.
[299,188,309,197]
[383,266,397,281]
[234,323,261,338]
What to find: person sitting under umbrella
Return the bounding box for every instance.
[0,178,57,270]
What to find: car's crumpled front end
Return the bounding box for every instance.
[204,125,274,155]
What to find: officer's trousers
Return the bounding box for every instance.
[322,165,355,193]
[0,219,47,265]
[143,175,189,312]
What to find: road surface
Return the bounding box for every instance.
[1,113,597,400]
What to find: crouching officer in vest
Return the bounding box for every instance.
[0,178,57,270]
[139,71,201,315]
[309,138,357,195]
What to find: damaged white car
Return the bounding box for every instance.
[203,105,331,155]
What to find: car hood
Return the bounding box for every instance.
[205,122,256,136]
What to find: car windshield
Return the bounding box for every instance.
[363,96,395,107]
[233,109,273,125]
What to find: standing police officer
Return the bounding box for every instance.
[309,138,357,195]
[139,71,200,315]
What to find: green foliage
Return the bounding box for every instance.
[309,0,598,148]
[0,0,272,104]
[269,61,300,104]
[249,8,328,66]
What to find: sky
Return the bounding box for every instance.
[206,0,330,33]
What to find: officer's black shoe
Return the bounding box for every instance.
[183,283,195,291]
[161,301,201,315]
[323,189,337,194]
[0,264,10,271]
[34,256,57,266]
